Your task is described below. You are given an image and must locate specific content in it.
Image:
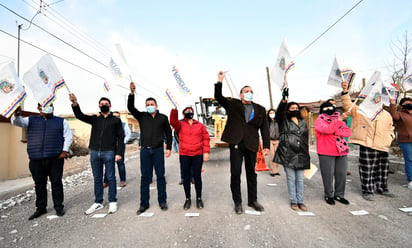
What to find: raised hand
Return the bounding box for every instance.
[130,82,136,94]
[218,71,225,82]
[69,93,78,105]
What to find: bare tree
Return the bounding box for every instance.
[390,30,411,96]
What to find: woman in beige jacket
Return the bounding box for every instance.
[340,82,395,201]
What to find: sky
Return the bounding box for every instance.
[1,0,412,116]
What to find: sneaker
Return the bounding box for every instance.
[160,202,168,211]
[183,199,191,210]
[120,181,126,187]
[362,193,374,201]
[85,203,104,215]
[408,181,412,190]
[334,196,350,205]
[196,198,204,209]
[377,191,396,198]
[108,202,117,214]
[56,208,65,217]
[136,206,148,215]
[324,196,335,205]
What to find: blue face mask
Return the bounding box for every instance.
[146,106,156,114]
[41,106,53,114]
[244,92,253,102]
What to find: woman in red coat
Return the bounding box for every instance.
[170,107,210,209]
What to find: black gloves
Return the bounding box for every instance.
[282,88,289,101]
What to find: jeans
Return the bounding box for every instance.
[180,155,203,199]
[29,158,64,211]
[284,166,304,204]
[399,142,412,182]
[90,150,117,203]
[104,143,126,183]
[140,147,167,208]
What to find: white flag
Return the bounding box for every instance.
[327,56,342,87]
[358,71,383,121]
[327,56,355,88]
[0,62,27,118]
[270,39,295,91]
[403,60,412,91]
[23,54,65,108]
[381,81,399,106]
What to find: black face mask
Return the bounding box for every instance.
[402,104,412,110]
[324,109,335,115]
[288,110,300,118]
[100,105,110,113]
[184,113,194,119]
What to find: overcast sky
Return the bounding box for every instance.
[1,0,411,115]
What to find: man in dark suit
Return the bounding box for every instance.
[214,71,270,214]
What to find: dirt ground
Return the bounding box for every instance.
[0,144,411,248]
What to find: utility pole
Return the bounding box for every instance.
[266,66,273,109]
[17,23,22,76]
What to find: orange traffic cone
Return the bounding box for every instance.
[255,140,269,171]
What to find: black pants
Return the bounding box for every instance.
[29,158,64,211]
[180,155,203,199]
[229,141,257,204]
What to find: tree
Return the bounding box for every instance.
[390,30,411,96]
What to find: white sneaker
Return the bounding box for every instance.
[108,202,117,214]
[408,181,412,190]
[85,203,104,215]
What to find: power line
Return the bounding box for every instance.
[0,3,109,69]
[295,0,365,58]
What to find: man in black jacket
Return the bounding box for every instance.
[215,71,270,214]
[128,82,172,215]
[69,93,124,215]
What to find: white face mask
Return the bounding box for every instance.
[244,92,253,102]
[269,113,275,119]
[41,106,53,114]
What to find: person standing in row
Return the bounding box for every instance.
[315,101,351,205]
[389,97,412,190]
[267,109,280,177]
[170,106,210,210]
[274,88,310,211]
[69,94,124,214]
[340,81,395,201]
[128,82,172,215]
[11,104,73,220]
[214,71,270,214]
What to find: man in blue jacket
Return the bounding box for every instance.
[11,104,73,220]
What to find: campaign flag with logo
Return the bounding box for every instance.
[358,71,384,121]
[381,81,399,106]
[0,62,27,118]
[270,39,295,91]
[109,57,124,81]
[23,54,65,108]
[403,60,412,91]
[327,56,355,88]
[172,66,192,96]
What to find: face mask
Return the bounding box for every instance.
[324,109,335,115]
[41,106,53,114]
[244,92,253,102]
[269,113,275,119]
[146,106,156,114]
[402,103,412,110]
[184,113,194,119]
[100,105,110,113]
[289,110,300,117]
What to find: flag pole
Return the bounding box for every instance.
[64,80,71,94]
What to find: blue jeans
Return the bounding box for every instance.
[90,150,117,203]
[140,147,167,208]
[284,166,304,204]
[399,142,412,182]
[104,143,126,182]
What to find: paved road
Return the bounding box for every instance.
[0,146,411,248]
